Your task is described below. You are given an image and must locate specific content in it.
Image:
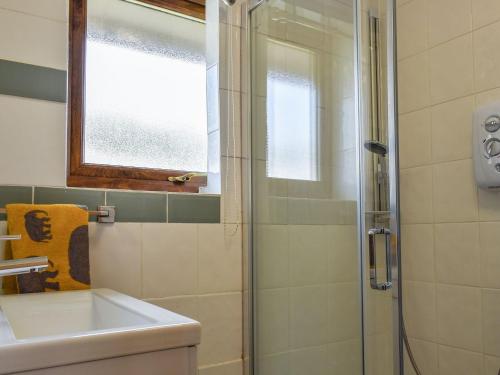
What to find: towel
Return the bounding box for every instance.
[3,204,91,294]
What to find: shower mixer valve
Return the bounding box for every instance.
[474,102,500,189]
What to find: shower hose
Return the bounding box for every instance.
[402,317,422,375]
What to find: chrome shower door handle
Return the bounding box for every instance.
[368,227,392,291]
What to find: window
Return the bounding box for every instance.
[266,39,319,181]
[68,0,208,192]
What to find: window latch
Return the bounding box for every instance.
[167,172,206,183]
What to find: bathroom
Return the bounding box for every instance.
[0,0,498,374]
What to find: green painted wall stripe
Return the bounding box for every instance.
[34,187,105,222]
[0,186,33,220]
[0,185,221,224]
[168,194,220,223]
[0,60,67,103]
[106,191,167,223]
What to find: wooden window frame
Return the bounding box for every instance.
[67,0,207,193]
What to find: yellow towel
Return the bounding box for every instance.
[3,204,91,294]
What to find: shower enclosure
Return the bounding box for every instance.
[246,0,402,374]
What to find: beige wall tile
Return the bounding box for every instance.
[0,0,67,22]
[327,340,363,374]
[289,225,328,286]
[431,96,474,162]
[89,223,142,298]
[475,87,500,107]
[198,293,242,366]
[142,224,198,298]
[219,23,241,92]
[328,282,361,342]
[482,288,500,357]
[0,8,67,69]
[0,96,66,186]
[255,225,289,289]
[400,166,434,224]
[474,21,500,92]
[398,52,430,113]
[434,223,480,286]
[397,0,428,59]
[484,355,500,375]
[397,1,500,368]
[220,89,242,158]
[472,0,500,28]
[399,109,432,168]
[401,224,435,282]
[146,295,199,321]
[429,35,474,104]
[438,345,485,375]
[479,223,500,288]
[397,0,413,7]
[289,346,328,375]
[428,0,472,46]
[289,285,328,349]
[436,284,483,352]
[256,288,289,356]
[258,353,289,375]
[404,338,438,375]
[221,156,242,224]
[199,360,243,375]
[327,225,358,283]
[404,281,437,341]
[432,160,478,223]
[198,224,242,294]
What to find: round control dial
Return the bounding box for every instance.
[484,137,500,159]
[484,115,500,133]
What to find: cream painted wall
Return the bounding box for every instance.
[397,0,500,374]
[0,1,245,374]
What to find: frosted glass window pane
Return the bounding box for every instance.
[84,0,207,172]
[266,39,318,181]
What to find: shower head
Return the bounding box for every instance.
[222,0,237,5]
[364,140,388,156]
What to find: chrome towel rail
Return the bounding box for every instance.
[0,206,115,223]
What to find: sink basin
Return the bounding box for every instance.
[0,289,201,374]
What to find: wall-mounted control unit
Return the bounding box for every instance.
[474,102,500,189]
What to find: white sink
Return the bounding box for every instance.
[0,289,201,374]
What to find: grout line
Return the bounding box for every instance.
[397,16,500,65]
[397,76,500,118]
[145,291,242,301]
[0,6,68,25]
[399,157,473,171]
[198,359,242,370]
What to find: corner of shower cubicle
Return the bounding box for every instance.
[243,0,404,374]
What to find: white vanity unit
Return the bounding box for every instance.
[0,289,200,375]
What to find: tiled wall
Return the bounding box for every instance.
[397,0,500,374]
[0,0,245,374]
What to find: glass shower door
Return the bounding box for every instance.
[250,0,363,374]
[249,0,402,374]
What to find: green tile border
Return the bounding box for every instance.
[0,59,67,103]
[0,185,221,224]
[106,191,167,223]
[168,194,220,223]
[0,186,33,220]
[34,187,105,222]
